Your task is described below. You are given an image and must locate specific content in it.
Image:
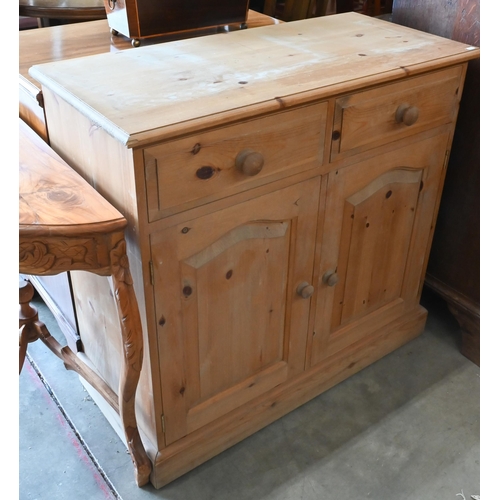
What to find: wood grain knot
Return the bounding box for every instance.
[47,190,79,203]
[196,166,215,179]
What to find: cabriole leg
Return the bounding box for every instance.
[109,240,152,487]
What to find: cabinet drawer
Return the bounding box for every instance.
[331,66,464,157]
[144,103,327,220]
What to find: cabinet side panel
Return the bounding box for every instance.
[41,87,162,451]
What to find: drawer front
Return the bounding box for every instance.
[331,66,464,157]
[144,103,327,221]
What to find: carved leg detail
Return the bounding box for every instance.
[19,277,42,374]
[110,240,152,487]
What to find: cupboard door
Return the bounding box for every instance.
[311,133,450,365]
[151,178,320,445]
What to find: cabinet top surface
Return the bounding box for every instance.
[29,13,479,147]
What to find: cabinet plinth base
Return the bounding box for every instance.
[149,306,427,489]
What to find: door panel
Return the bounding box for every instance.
[151,178,320,445]
[311,132,449,365]
[336,168,422,325]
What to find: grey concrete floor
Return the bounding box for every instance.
[19,288,480,500]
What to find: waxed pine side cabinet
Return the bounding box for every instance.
[29,13,479,488]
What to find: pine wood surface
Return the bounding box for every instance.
[311,131,451,365]
[19,10,280,88]
[151,177,320,444]
[29,12,478,148]
[333,66,463,153]
[144,102,327,219]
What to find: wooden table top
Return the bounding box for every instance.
[29,12,480,148]
[19,118,126,237]
[19,0,106,19]
[19,10,280,87]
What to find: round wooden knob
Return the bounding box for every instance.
[322,270,338,287]
[297,282,314,299]
[395,104,419,126]
[235,150,264,176]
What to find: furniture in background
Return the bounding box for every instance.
[391,0,480,366]
[103,0,251,47]
[19,117,151,486]
[29,13,478,487]
[260,1,393,21]
[19,0,106,27]
[263,0,330,20]
[362,0,393,16]
[335,1,393,15]
[19,16,39,30]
